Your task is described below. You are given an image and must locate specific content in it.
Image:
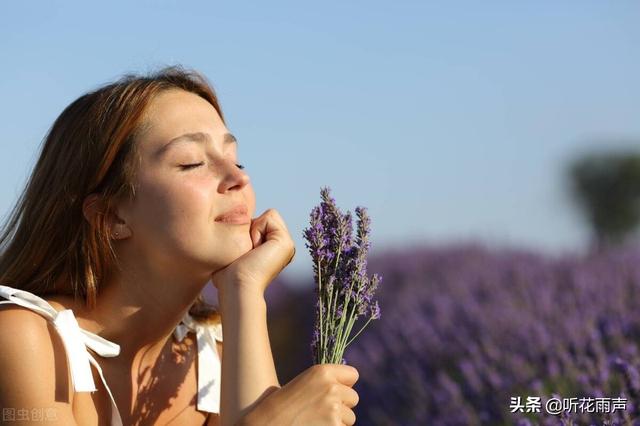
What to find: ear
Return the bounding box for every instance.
[82,193,132,240]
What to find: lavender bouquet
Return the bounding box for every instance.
[303,187,382,365]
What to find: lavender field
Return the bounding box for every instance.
[265,242,640,426]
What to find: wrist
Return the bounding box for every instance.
[236,387,280,426]
[219,284,267,315]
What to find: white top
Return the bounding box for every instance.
[0,284,223,426]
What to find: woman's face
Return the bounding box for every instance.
[118,88,256,275]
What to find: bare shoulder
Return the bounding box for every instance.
[0,304,78,424]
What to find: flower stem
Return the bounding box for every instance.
[317,259,325,364]
[335,299,359,361]
[331,276,358,363]
[324,225,346,363]
[328,278,340,349]
[323,278,335,363]
[344,316,374,348]
[320,264,339,364]
[332,277,367,362]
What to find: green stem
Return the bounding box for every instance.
[344,316,374,348]
[332,278,367,362]
[323,276,334,362]
[333,248,342,277]
[334,301,359,361]
[317,259,325,364]
[328,277,340,351]
[324,225,344,363]
[330,276,358,363]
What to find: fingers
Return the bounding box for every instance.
[331,364,360,387]
[341,405,356,425]
[250,209,292,247]
[250,210,296,268]
[249,210,278,247]
[249,222,264,247]
[286,246,296,266]
[342,386,359,408]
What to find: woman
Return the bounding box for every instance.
[0,66,359,425]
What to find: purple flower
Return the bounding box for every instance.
[303,187,382,365]
[370,301,381,320]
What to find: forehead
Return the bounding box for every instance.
[137,89,226,151]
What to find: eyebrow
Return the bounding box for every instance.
[156,132,237,157]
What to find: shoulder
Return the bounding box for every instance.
[0,303,61,352]
[0,304,77,423]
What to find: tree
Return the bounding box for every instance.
[569,150,640,250]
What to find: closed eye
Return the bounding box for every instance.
[179,162,245,171]
[179,162,205,170]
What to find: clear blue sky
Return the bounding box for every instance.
[1,1,639,279]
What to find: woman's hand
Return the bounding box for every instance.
[241,364,360,426]
[211,208,295,298]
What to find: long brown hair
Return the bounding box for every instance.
[0,65,223,323]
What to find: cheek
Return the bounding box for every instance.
[133,176,213,238]
[168,181,213,231]
[245,183,257,218]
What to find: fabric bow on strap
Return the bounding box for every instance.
[173,312,223,413]
[0,285,123,426]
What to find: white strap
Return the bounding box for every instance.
[0,285,60,320]
[86,352,124,426]
[52,310,99,392]
[0,285,121,391]
[173,313,223,413]
[0,285,220,423]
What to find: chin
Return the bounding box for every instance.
[218,234,253,263]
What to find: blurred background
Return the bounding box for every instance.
[2,1,640,425]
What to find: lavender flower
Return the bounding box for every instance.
[337,242,640,425]
[303,187,382,365]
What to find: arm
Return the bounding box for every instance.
[210,208,295,426]
[217,286,280,426]
[0,306,79,425]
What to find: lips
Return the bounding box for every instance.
[215,204,250,224]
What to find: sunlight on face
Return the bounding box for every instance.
[121,89,256,275]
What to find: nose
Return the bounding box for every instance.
[217,159,250,193]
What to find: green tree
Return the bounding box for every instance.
[569,150,640,250]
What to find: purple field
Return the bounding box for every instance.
[266,242,640,426]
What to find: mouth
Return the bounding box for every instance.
[215,214,251,225]
[215,204,250,225]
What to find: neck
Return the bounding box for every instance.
[83,264,212,364]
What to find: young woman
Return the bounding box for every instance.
[0,66,359,425]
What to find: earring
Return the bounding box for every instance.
[114,232,119,237]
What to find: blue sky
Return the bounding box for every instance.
[1,1,639,279]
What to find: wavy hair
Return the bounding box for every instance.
[0,65,223,324]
